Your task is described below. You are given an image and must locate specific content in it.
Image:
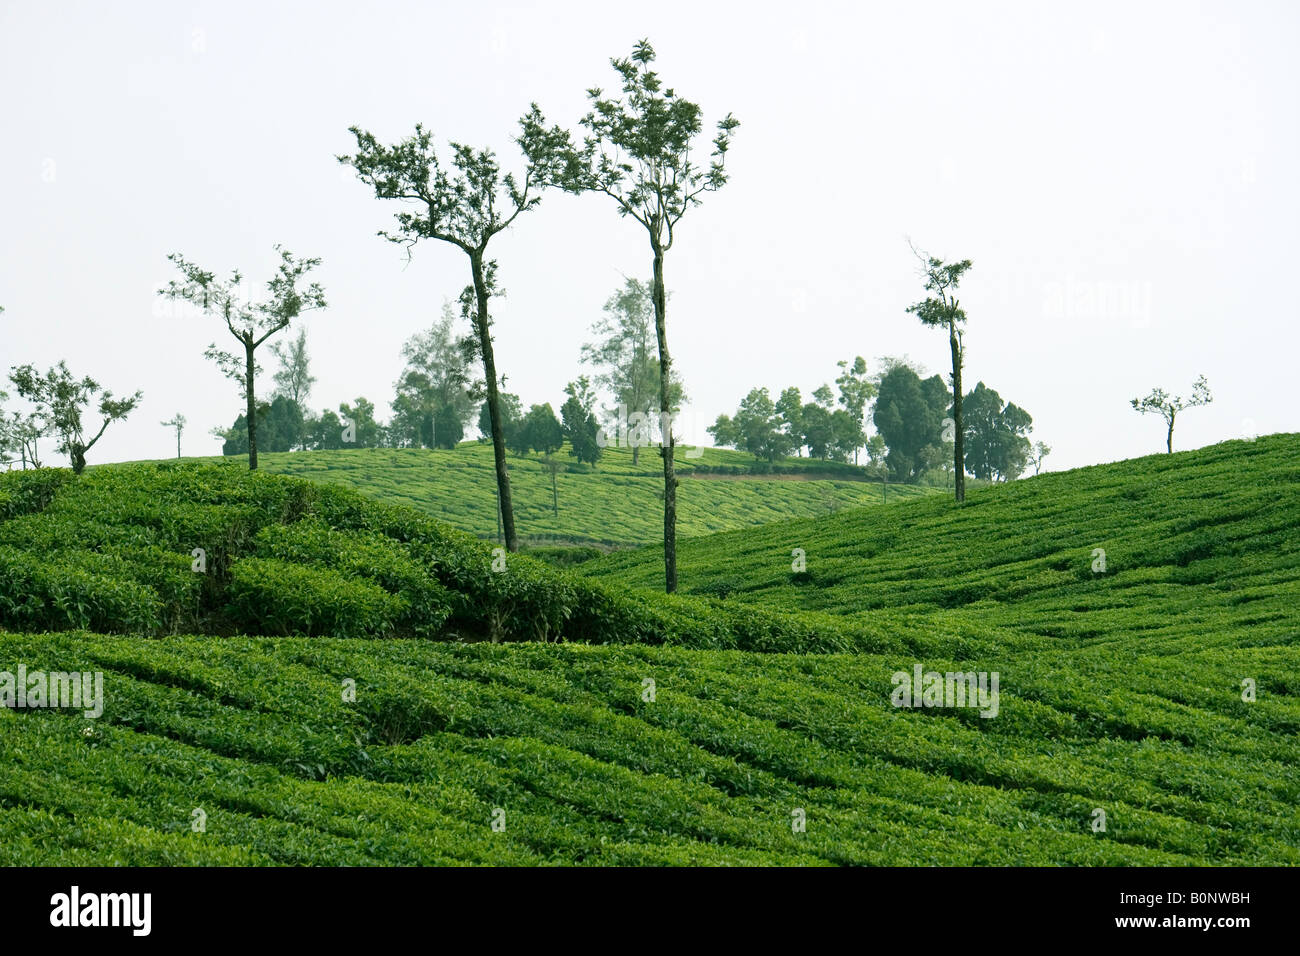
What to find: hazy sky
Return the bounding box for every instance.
[2,0,1297,471]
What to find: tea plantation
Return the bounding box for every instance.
[0,436,1296,865]
[243,441,935,547]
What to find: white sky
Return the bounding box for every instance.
[2,0,1297,471]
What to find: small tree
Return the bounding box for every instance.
[521,403,564,456]
[340,108,570,553]
[733,387,782,462]
[1131,375,1212,453]
[558,39,739,593]
[582,278,683,465]
[8,361,141,474]
[162,246,325,469]
[866,434,890,501]
[270,328,315,449]
[0,370,44,469]
[338,397,382,448]
[561,377,602,468]
[906,243,973,502]
[1028,440,1051,475]
[706,413,739,450]
[161,413,186,458]
[3,410,43,469]
[541,456,562,516]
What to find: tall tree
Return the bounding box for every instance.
[340,108,570,552]
[775,387,804,457]
[161,413,186,458]
[906,244,973,501]
[162,247,325,470]
[834,357,876,464]
[1131,375,1212,453]
[558,39,739,592]
[8,361,141,474]
[873,363,940,482]
[962,382,1033,481]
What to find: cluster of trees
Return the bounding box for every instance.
[709,357,874,464]
[710,356,1043,485]
[211,306,607,471]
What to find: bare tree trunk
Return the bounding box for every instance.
[652,246,678,594]
[471,251,518,552]
[245,341,258,471]
[1166,414,1175,453]
[949,324,964,502]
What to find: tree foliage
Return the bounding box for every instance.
[161,246,325,469]
[555,39,738,593]
[1131,375,1212,453]
[7,362,141,474]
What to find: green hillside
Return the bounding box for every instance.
[2,632,1296,865]
[0,439,1297,865]
[584,433,1300,650]
[244,442,934,547]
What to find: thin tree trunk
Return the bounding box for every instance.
[949,323,964,502]
[652,246,677,594]
[471,251,518,552]
[1166,414,1175,453]
[245,340,258,471]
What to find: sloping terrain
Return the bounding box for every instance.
[0,437,1297,865]
[584,434,1300,650]
[246,443,933,547]
[2,633,1296,865]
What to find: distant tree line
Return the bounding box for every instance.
[708,356,1039,485]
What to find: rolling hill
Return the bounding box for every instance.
[244,442,936,547]
[0,436,1296,865]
